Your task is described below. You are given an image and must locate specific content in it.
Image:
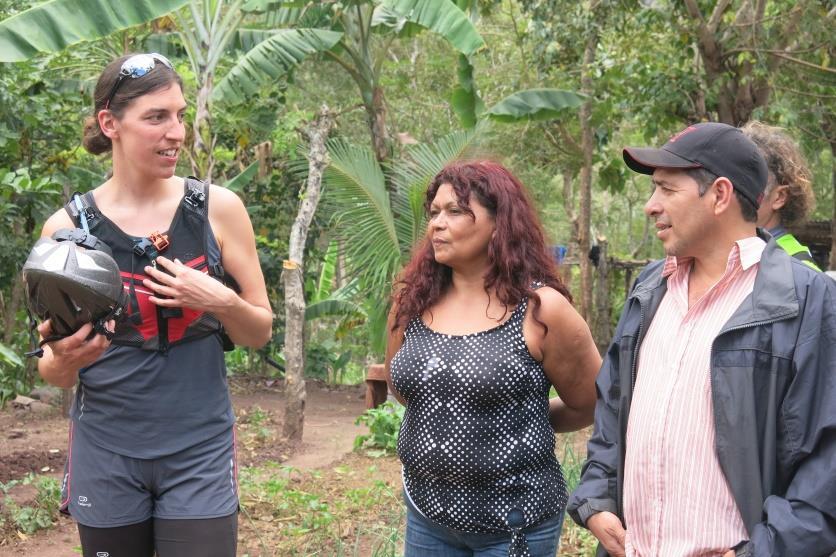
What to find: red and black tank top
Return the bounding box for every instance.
[64,178,232,352]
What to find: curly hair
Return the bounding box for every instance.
[392,160,571,333]
[741,121,815,227]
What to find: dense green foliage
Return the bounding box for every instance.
[0,0,832,399]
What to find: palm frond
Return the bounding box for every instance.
[323,139,401,295]
[389,124,485,257]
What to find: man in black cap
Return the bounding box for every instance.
[567,123,836,557]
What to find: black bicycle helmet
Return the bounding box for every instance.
[22,228,128,346]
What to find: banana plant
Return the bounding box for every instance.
[217,0,485,163]
[0,0,189,62]
[173,2,342,180]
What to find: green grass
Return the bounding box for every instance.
[237,460,404,556]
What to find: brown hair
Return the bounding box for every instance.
[741,121,815,227]
[82,54,184,155]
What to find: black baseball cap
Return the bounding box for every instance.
[623,122,768,208]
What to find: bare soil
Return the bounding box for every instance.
[0,379,594,557]
[0,378,368,556]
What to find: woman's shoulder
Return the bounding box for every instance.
[529,285,571,309]
[206,183,245,215]
[525,285,577,329]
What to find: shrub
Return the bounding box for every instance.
[353,402,404,457]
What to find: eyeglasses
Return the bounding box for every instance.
[104,53,173,110]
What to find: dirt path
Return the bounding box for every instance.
[0,379,368,556]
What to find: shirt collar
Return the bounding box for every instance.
[661,236,766,278]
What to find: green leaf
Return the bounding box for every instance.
[485,88,586,123]
[235,28,280,52]
[241,0,305,12]
[313,241,338,302]
[0,343,22,368]
[305,299,362,321]
[598,158,626,194]
[377,0,485,56]
[324,139,400,296]
[212,29,343,104]
[223,161,259,193]
[0,0,190,62]
[450,53,481,129]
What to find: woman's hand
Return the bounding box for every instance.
[37,319,113,388]
[143,256,234,313]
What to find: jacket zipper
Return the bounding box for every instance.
[630,300,647,389]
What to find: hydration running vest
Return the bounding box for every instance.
[64,178,234,352]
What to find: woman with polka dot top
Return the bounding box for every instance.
[386,160,602,557]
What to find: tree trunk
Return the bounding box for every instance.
[681,0,801,125]
[560,172,580,286]
[61,388,73,418]
[593,237,611,355]
[366,86,389,163]
[577,17,599,321]
[282,106,335,442]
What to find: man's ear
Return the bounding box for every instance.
[711,177,735,216]
[97,110,119,140]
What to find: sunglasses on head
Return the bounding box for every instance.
[104,53,174,110]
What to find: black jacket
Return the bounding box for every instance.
[567,237,836,557]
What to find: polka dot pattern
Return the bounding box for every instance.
[391,297,567,535]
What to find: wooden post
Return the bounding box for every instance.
[365,364,388,409]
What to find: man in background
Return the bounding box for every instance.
[742,121,821,271]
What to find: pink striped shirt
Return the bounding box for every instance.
[623,237,766,557]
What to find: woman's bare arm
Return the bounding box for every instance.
[524,287,602,432]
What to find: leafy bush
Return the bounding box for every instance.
[1,474,61,535]
[353,402,404,457]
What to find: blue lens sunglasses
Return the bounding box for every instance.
[104,53,173,110]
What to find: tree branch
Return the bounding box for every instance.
[708,0,733,33]
[768,51,836,73]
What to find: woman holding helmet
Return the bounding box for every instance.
[35,53,271,556]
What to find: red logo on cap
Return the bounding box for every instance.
[669,126,697,143]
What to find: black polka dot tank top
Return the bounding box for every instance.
[391,296,567,536]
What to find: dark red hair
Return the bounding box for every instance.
[392,160,571,331]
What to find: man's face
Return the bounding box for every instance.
[644,168,715,258]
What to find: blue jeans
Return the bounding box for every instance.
[403,497,564,557]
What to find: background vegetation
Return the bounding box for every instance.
[0,0,832,554]
[0,0,831,404]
